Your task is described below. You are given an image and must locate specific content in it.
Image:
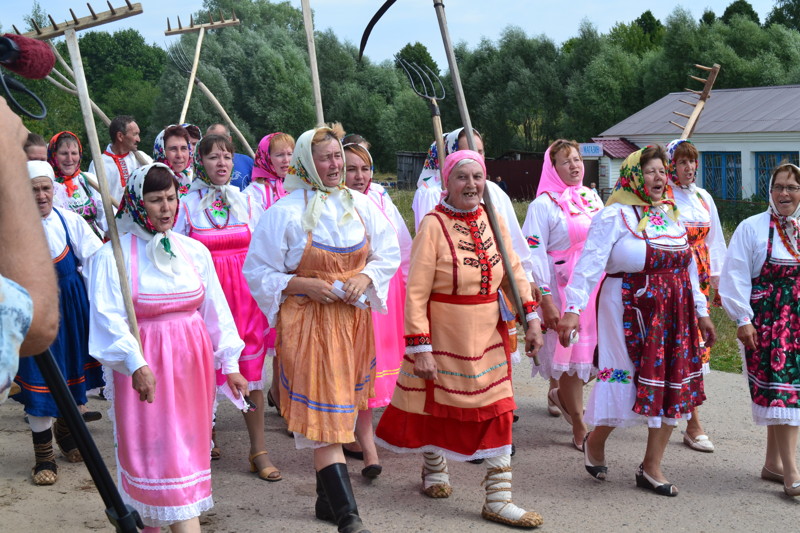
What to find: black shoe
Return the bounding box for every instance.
[468,458,485,464]
[510,444,516,457]
[635,463,677,496]
[342,446,364,461]
[583,432,607,481]
[82,411,102,422]
[317,463,372,533]
[361,464,382,479]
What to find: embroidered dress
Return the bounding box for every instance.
[243,187,400,445]
[565,204,709,428]
[13,208,103,414]
[720,212,800,426]
[670,186,727,370]
[375,202,536,460]
[87,233,243,527]
[62,173,107,238]
[523,188,603,381]
[176,188,268,386]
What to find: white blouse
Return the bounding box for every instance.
[87,146,152,203]
[42,207,103,270]
[413,180,534,282]
[719,211,795,327]
[522,190,603,290]
[565,204,708,317]
[174,186,263,235]
[365,187,412,281]
[86,232,244,376]
[671,186,727,276]
[242,188,401,326]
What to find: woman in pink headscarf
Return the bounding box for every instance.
[522,139,603,450]
[243,132,295,415]
[376,150,544,529]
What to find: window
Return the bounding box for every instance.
[702,152,741,200]
[756,152,799,199]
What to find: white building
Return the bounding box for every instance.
[594,85,800,200]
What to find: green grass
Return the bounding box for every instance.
[387,189,742,373]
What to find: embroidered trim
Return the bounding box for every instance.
[595,367,632,384]
[523,302,538,314]
[405,333,431,347]
[405,344,432,355]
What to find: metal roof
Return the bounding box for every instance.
[590,137,640,159]
[600,85,800,136]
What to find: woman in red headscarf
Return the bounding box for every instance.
[48,131,107,239]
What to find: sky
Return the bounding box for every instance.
[4,0,779,66]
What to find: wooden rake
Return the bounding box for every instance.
[669,63,721,140]
[166,41,255,158]
[164,9,240,125]
[397,57,447,174]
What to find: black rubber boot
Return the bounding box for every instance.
[315,471,335,523]
[317,463,371,533]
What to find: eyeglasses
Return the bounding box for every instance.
[770,185,800,193]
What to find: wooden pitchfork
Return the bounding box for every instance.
[669,63,721,139]
[167,42,255,158]
[396,57,447,177]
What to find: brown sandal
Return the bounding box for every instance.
[249,451,282,482]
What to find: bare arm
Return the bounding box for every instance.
[0,98,59,355]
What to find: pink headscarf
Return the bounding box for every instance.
[536,144,593,213]
[442,149,486,189]
[252,132,287,207]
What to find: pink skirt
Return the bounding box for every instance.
[369,270,405,409]
[211,250,268,389]
[111,310,216,526]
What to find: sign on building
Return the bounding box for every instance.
[580,143,603,158]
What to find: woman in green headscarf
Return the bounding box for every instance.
[557,145,716,497]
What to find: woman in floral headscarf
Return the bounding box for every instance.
[243,123,399,533]
[719,162,800,497]
[86,162,247,531]
[153,125,193,197]
[522,139,603,450]
[173,134,280,481]
[558,145,716,497]
[47,131,107,239]
[665,139,727,453]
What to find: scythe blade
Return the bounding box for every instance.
[358,0,397,61]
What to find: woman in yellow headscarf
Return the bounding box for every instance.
[558,145,716,496]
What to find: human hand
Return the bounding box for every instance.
[132,365,156,403]
[529,283,542,304]
[525,319,544,357]
[556,312,580,348]
[736,323,757,351]
[297,277,340,305]
[698,316,717,348]
[413,352,437,381]
[225,372,249,400]
[540,295,560,330]
[342,273,371,305]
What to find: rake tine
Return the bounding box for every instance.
[416,63,441,100]
[406,60,430,97]
[397,57,423,98]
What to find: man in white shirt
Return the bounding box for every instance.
[88,115,152,202]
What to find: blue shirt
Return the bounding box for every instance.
[230,153,254,191]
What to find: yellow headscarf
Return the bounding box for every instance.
[283,127,356,232]
[606,147,680,232]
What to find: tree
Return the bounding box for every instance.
[700,9,717,25]
[608,11,664,56]
[766,0,800,30]
[395,42,439,76]
[721,0,760,25]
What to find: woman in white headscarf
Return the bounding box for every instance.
[719,162,800,497]
[243,123,399,533]
[87,162,247,531]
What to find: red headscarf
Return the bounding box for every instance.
[47,131,83,197]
